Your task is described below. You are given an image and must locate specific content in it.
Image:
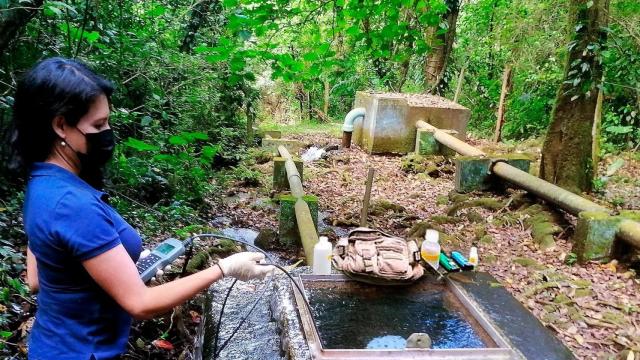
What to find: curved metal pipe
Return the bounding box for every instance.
[341,107,366,148]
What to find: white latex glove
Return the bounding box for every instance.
[217,252,275,281]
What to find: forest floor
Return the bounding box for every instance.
[214,125,640,360]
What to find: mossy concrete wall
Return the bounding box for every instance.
[352,92,470,154]
[273,157,303,191]
[278,195,318,248]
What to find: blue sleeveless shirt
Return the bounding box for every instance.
[24,163,142,360]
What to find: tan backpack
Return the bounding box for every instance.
[332,227,424,285]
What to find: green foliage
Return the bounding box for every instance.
[565,252,578,266]
[112,131,220,206]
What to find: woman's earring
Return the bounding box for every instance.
[61,141,66,147]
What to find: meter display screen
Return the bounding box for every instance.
[157,243,175,255]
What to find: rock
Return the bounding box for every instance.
[513,257,541,268]
[480,235,493,244]
[466,210,484,223]
[405,333,432,349]
[446,197,504,217]
[254,228,279,250]
[436,195,449,206]
[369,200,406,216]
[448,191,470,203]
[429,215,459,225]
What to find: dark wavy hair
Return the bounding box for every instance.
[12,57,114,170]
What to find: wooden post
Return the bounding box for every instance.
[592,85,604,177]
[493,65,513,143]
[360,168,375,227]
[453,66,466,103]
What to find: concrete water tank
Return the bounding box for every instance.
[352,92,471,154]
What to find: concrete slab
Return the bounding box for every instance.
[452,272,575,360]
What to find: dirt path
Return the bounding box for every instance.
[217,131,640,360]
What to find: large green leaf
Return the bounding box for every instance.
[124,138,160,152]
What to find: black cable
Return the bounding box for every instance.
[184,234,275,359]
[180,233,314,359]
[213,278,237,357]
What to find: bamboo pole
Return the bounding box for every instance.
[592,85,604,178]
[453,66,466,103]
[278,145,318,264]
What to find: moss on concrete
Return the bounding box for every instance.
[573,211,622,262]
[273,157,303,191]
[278,194,319,248]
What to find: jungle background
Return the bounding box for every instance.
[0,0,639,358]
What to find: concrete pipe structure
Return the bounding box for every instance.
[415,121,640,250]
[278,146,319,264]
[341,107,365,148]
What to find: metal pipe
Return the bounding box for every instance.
[295,199,319,265]
[341,107,366,148]
[491,162,608,214]
[416,121,484,157]
[416,121,640,249]
[278,145,319,264]
[618,219,640,249]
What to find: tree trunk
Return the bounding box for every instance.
[179,0,219,53]
[540,0,610,194]
[424,0,459,94]
[493,66,513,143]
[0,0,44,53]
[323,79,330,116]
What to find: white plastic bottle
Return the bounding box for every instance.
[469,246,478,267]
[313,236,332,275]
[421,229,441,270]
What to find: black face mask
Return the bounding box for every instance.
[77,128,116,168]
[70,128,116,190]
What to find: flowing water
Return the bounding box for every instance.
[305,282,488,350]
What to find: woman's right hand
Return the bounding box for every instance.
[217,252,274,281]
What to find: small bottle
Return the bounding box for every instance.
[313,236,332,275]
[468,246,478,267]
[421,229,441,270]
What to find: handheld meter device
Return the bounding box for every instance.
[136,238,185,282]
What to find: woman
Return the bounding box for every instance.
[13,57,273,360]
